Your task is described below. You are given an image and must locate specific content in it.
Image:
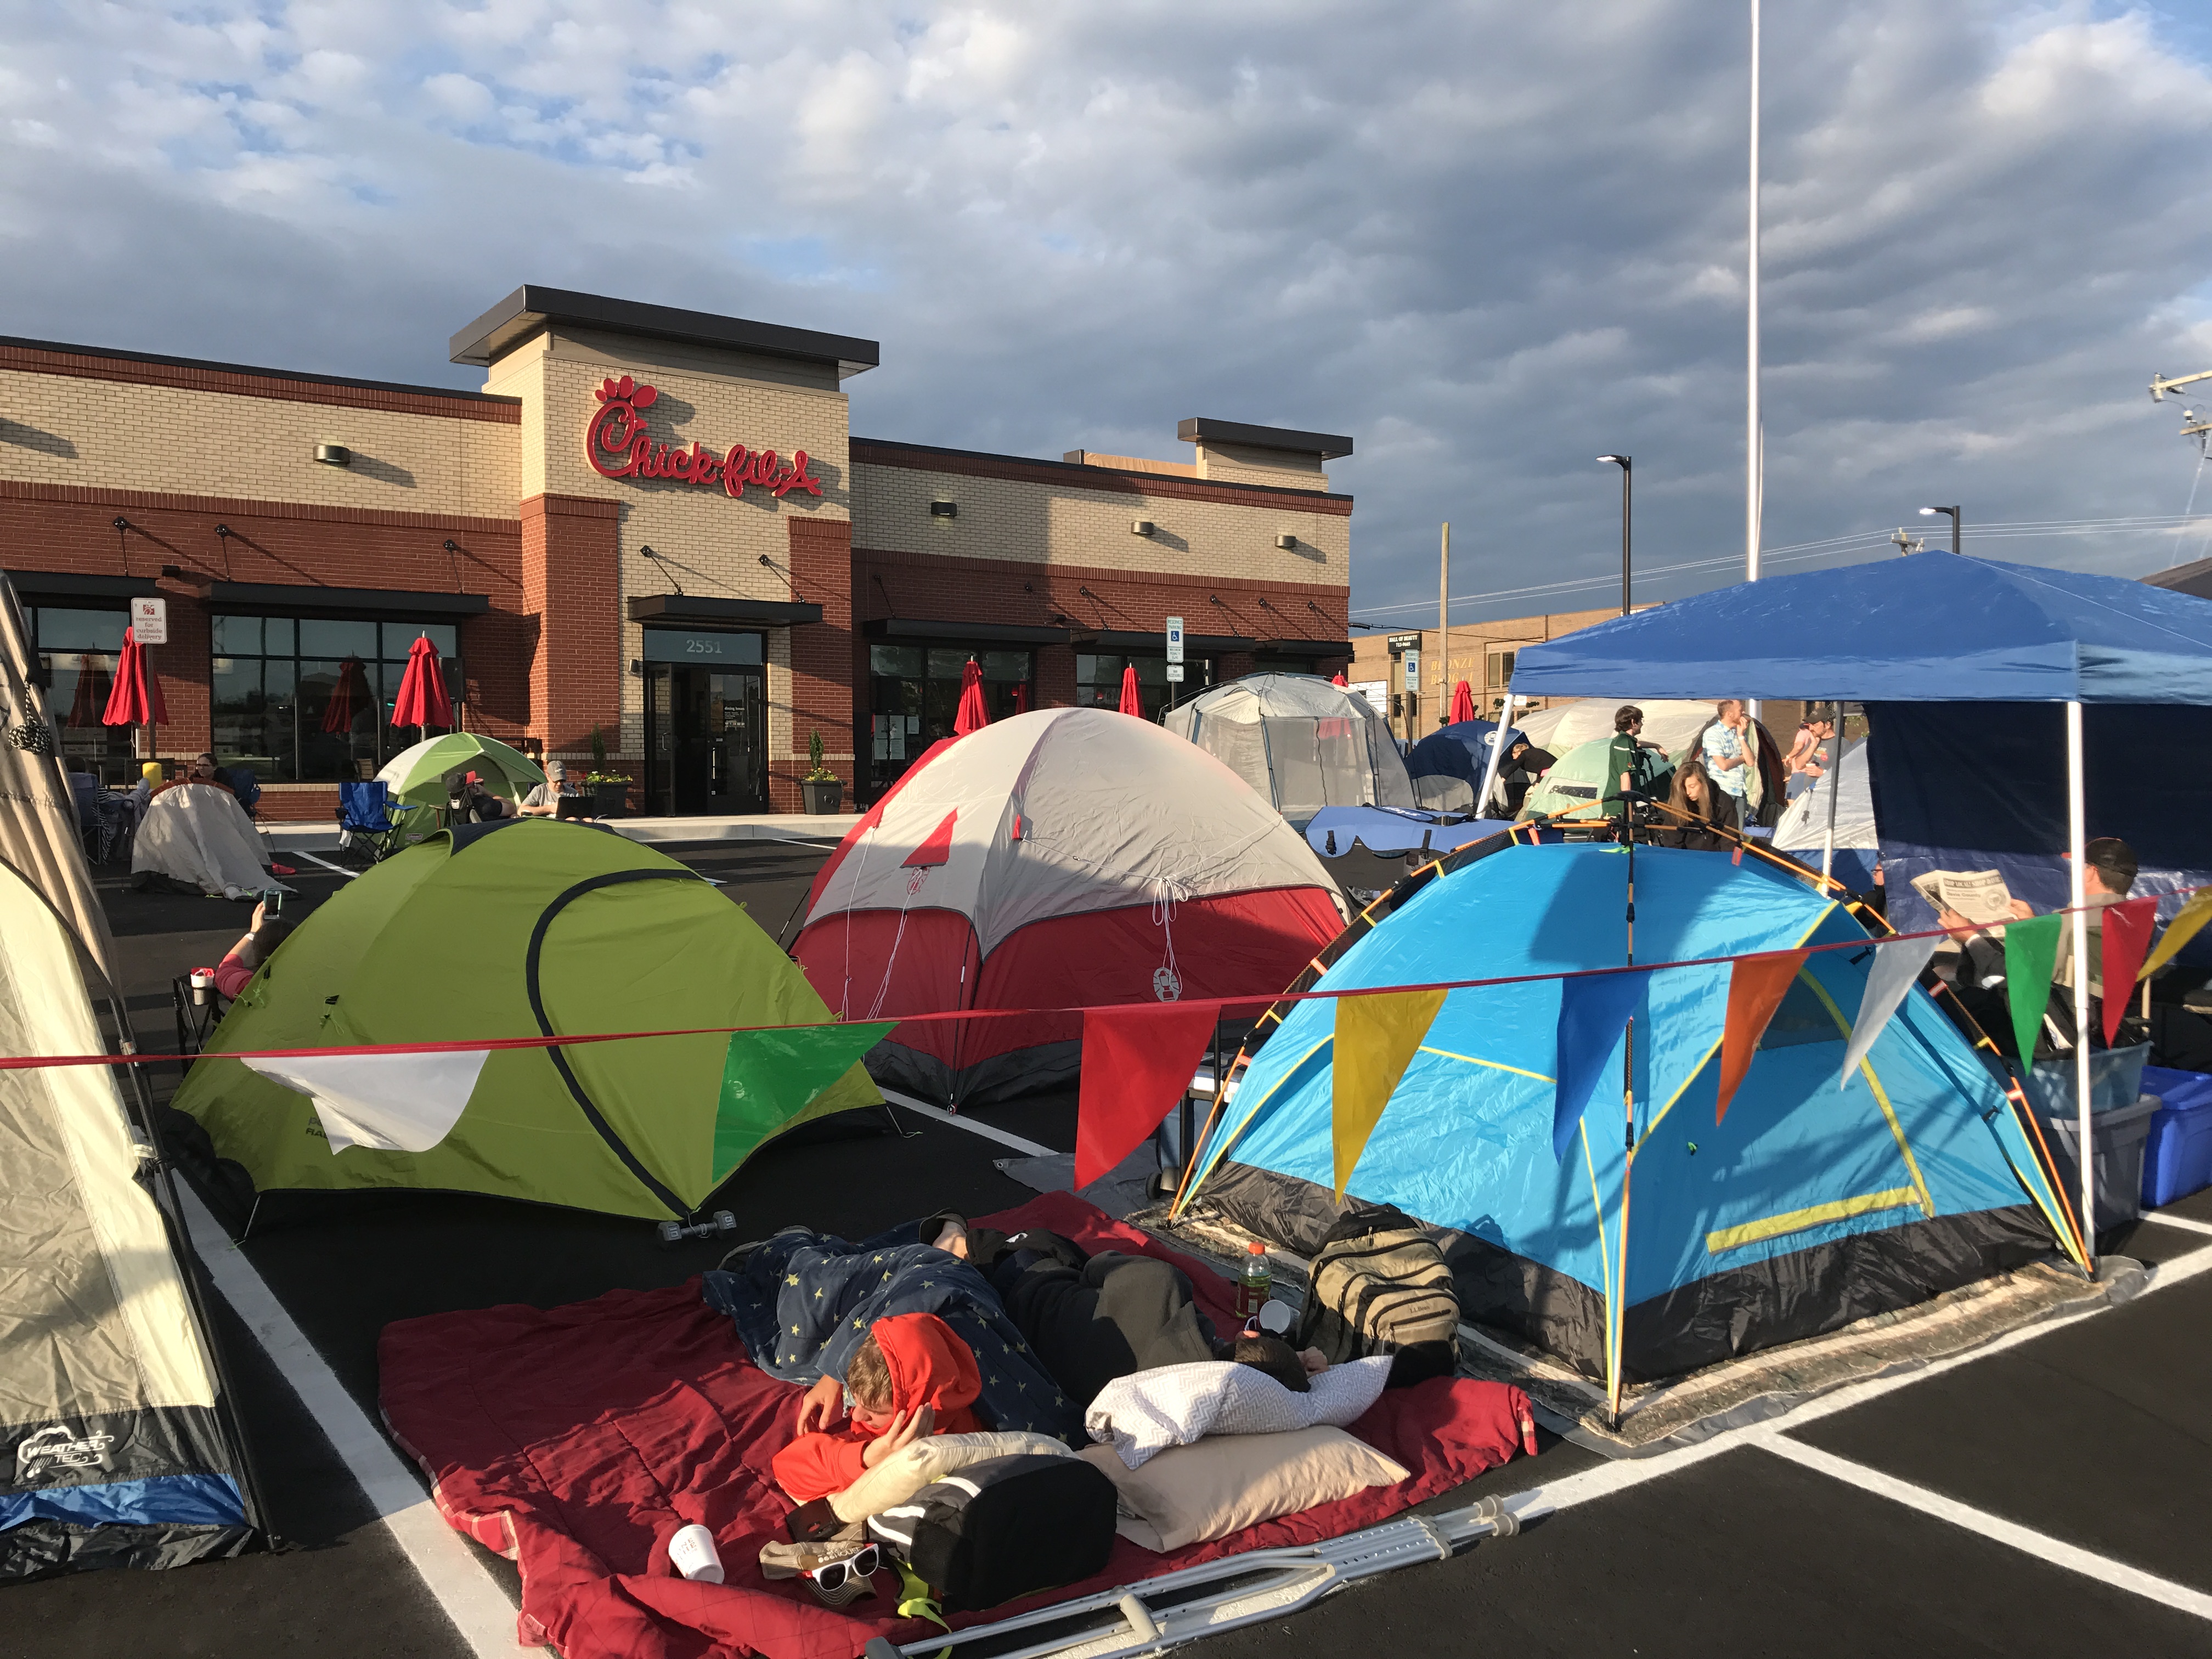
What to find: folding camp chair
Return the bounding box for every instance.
[172,972,229,1074]
[335,780,407,861]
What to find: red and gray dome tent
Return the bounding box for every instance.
[795,708,1347,1104]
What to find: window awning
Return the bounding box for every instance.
[207,582,490,619]
[1256,637,1355,659]
[628,594,824,627]
[864,618,1072,647]
[1070,629,1257,654]
[4,570,145,602]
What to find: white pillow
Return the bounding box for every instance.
[1084,1356,1393,1470]
[829,1430,1073,1522]
[1080,1429,1409,1551]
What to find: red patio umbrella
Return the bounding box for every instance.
[1117,664,1142,716]
[390,634,454,738]
[101,627,167,751]
[1011,683,1030,714]
[1449,679,1477,724]
[322,655,372,733]
[952,657,989,736]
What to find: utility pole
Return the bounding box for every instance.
[1746,0,1762,586]
[1437,522,1450,729]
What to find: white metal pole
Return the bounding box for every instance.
[1475,678,1512,819]
[1438,522,1451,729]
[1819,727,1843,883]
[2067,700,2096,1274]
[1746,0,1762,586]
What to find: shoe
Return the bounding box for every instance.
[758,1533,866,1578]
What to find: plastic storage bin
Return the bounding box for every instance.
[2036,1094,2159,1235]
[2140,1065,2212,1208]
[2019,1041,2151,1118]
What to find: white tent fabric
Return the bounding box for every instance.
[1161,673,1416,821]
[1773,740,1875,855]
[811,707,1342,958]
[132,785,284,899]
[1514,697,1720,759]
[241,1049,491,1154]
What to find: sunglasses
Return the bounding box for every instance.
[809,1543,881,1592]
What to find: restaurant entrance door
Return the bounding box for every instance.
[645,659,766,816]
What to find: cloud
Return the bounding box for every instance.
[1,1,2209,619]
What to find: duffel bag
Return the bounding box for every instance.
[865,1452,1118,1612]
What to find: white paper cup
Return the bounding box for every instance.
[668,1523,724,1584]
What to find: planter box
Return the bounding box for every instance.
[802,778,844,815]
[591,781,629,818]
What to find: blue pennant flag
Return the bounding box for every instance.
[1554,969,1654,1160]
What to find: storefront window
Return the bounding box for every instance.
[211,615,463,783]
[26,606,133,777]
[1074,653,1214,724]
[867,645,1031,793]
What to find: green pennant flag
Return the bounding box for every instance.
[713,1022,895,1179]
[2002,913,2064,1065]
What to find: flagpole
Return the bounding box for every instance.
[2067,701,2095,1276]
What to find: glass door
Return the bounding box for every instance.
[646,664,766,815]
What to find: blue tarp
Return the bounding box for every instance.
[1305,808,1510,859]
[1405,719,1525,783]
[1511,555,2212,704]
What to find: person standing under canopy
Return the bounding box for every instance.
[1698,699,1753,816]
[1602,705,1663,814]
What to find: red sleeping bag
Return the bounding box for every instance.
[379,1193,1534,1659]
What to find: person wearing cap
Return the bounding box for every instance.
[1939,837,2141,1056]
[446,768,510,823]
[518,760,586,818]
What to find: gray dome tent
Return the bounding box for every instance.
[1162,673,1416,825]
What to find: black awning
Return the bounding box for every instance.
[1069,629,1258,654]
[4,569,145,602]
[864,618,1072,647]
[208,581,490,618]
[629,594,824,627]
[1256,637,1355,659]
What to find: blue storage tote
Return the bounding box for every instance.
[2141,1065,2212,1208]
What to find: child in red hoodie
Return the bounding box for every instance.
[772,1312,986,1504]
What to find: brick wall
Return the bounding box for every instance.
[786,517,857,812]
[520,493,622,757]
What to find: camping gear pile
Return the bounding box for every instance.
[1162,673,1416,826]
[794,708,1344,1104]
[171,820,879,1223]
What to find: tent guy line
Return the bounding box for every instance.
[878,1087,1060,1156]
[9,883,2196,1074]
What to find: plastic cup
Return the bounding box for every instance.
[668,1523,724,1584]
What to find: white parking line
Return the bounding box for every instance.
[2142,1211,2212,1237]
[1755,1434,2212,1621]
[179,1186,519,1659]
[290,850,358,880]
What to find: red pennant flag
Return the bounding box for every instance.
[1716,950,1808,1124]
[2101,896,2159,1045]
[1075,1001,1222,1188]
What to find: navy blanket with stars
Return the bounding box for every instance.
[701,1225,1084,1443]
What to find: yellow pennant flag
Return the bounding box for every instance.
[2140,889,2212,983]
[1332,989,1448,1200]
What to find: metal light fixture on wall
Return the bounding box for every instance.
[929,500,958,518]
[314,443,352,467]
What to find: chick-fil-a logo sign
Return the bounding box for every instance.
[585,375,823,500]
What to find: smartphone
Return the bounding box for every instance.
[264,888,284,914]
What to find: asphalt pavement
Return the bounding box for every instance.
[16,836,2212,1659]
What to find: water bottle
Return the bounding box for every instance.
[1237,1241,1272,1319]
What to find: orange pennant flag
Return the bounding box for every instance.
[1716,951,1808,1124]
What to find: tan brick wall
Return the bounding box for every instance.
[0,368,519,518]
[849,461,1349,591]
[1192,439,1331,492]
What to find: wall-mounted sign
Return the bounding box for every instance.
[129,596,168,646]
[641,628,766,666]
[586,376,823,501]
[1387,631,1421,653]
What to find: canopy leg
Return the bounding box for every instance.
[1473,677,1512,816]
[2067,701,2096,1276]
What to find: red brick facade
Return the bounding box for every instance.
[520,493,623,757]
[785,517,858,814]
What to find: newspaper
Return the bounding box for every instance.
[1910,868,2016,928]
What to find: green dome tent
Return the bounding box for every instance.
[172,821,881,1221]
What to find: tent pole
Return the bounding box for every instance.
[1437,522,1450,732]
[1474,677,1512,816]
[1819,707,1842,882]
[2067,701,2095,1276]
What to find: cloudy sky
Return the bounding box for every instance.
[7,1,2210,624]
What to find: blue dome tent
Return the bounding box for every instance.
[1177,836,2073,1404]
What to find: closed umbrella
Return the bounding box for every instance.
[1011,683,1030,714]
[323,655,372,733]
[1449,679,1476,724]
[953,657,989,735]
[1118,664,1142,716]
[390,634,454,741]
[101,626,166,760]
[1331,670,1348,687]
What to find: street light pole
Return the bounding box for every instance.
[1918,505,1961,555]
[1598,455,1632,614]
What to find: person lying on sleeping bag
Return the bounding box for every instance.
[772,1312,985,1503]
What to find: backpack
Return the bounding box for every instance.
[865,1453,1118,1612]
[1293,1208,1460,1368]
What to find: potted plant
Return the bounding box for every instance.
[801,731,843,814]
[584,725,630,817]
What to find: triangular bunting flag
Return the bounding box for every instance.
[1075,1001,1223,1188]
[244,1048,490,1153]
[1839,934,1939,1087]
[1333,989,1448,1199]
[2002,912,2064,1063]
[2101,896,2159,1045]
[1716,951,1807,1124]
[2140,889,2212,984]
[1554,969,1652,1161]
[715,1022,895,1178]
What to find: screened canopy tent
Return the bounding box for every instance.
[1502,552,2212,1270]
[172,821,880,1222]
[1179,840,2072,1397]
[1162,673,1416,826]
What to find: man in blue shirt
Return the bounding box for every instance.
[1699,700,1752,812]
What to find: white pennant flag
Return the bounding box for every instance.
[243,1049,490,1153]
[1839,935,1940,1088]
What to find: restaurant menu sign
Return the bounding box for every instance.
[585,375,822,500]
